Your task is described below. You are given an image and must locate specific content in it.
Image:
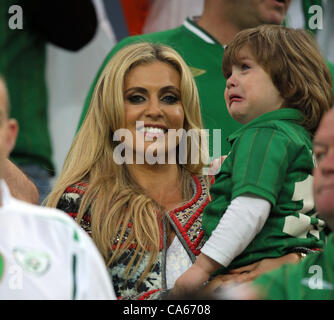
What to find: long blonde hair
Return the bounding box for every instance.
[46,42,207,283]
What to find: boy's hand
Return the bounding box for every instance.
[172,253,222,297]
[173,263,211,297]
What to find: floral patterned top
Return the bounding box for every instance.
[56,175,211,300]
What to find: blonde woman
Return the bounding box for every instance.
[46,42,211,299]
[47,42,306,300]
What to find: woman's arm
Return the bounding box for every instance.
[202,252,302,296]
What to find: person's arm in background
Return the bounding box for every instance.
[23,0,98,51]
[3,159,39,204]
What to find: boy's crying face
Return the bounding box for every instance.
[224,46,284,124]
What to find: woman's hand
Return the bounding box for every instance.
[204,253,301,293]
[208,155,228,175]
[227,252,301,282]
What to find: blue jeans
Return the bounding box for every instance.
[19,164,52,204]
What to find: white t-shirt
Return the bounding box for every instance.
[0,181,116,300]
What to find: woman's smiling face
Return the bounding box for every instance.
[123,61,185,161]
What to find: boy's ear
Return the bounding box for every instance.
[5,119,18,156]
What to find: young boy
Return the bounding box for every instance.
[174,25,334,293]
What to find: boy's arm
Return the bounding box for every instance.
[201,195,271,267]
[173,253,221,295]
[173,195,271,293]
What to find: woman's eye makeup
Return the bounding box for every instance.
[127,94,145,104]
[126,93,180,105]
[125,87,180,105]
[161,94,179,104]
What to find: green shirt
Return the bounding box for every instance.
[0,0,53,174]
[203,109,325,271]
[253,233,334,300]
